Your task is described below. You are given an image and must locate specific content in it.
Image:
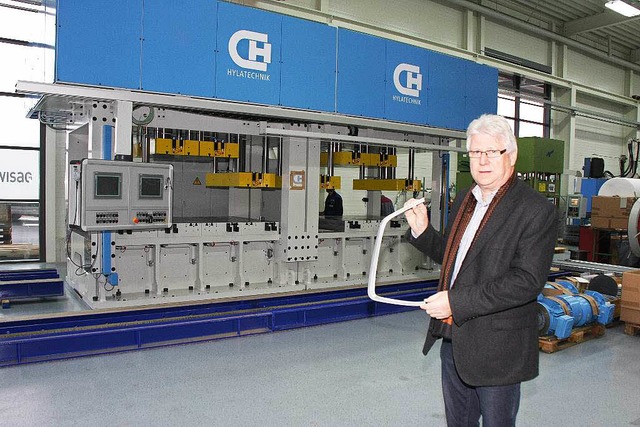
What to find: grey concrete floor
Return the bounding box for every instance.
[0,309,638,427]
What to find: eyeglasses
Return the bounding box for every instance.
[465,149,507,159]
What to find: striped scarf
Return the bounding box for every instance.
[430,172,517,338]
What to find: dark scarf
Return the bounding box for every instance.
[428,172,518,341]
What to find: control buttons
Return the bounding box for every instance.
[95,212,119,224]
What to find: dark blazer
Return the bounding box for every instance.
[407,178,557,387]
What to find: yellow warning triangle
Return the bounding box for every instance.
[193,177,202,185]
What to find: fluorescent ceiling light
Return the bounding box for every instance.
[605,0,640,17]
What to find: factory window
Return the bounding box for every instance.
[0,0,53,262]
[498,73,550,138]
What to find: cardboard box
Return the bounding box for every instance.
[621,269,640,307]
[591,196,637,229]
[621,307,640,324]
[590,217,628,229]
[542,288,565,297]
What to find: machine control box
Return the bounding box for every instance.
[69,159,173,231]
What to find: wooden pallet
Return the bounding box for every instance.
[539,323,606,353]
[0,244,39,259]
[624,322,640,336]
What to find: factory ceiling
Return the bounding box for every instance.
[471,0,640,64]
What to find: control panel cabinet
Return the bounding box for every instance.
[69,159,173,231]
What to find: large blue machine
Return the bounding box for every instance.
[537,279,614,339]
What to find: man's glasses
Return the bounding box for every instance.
[465,149,507,159]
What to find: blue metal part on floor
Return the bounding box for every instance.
[0,268,64,302]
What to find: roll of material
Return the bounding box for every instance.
[598,177,640,197]
[628,199,640,257]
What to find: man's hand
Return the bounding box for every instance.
[419,291,452,319]
[404,198,429,236]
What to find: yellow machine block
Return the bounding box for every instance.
[352,179,422,191]
[213,142,240,158]
[379,154,398,167]
[320,175,341,190]
[253,173,280,188]
[332,151,355,165]
[198,141,240,158]
[183,140,200,156]
[319,151,360,166]
[225,143,240,158]
[320,151,395,167]
[206,172,281,188]
[360,153,380,166]
[200,141,214,157]
[155,138,183,155]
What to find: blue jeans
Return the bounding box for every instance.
[440,340,520,427]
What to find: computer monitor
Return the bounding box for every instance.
[94,173,121,198]
[139,174,163,199]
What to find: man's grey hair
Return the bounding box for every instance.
[466,114,517,153]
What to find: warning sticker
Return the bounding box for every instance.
[193,177,202,185]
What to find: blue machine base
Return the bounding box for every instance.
[0,272,567,366]
[0,280,435,367]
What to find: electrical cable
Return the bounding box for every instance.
[633,139,639,177]
[622,141,632,177]
[101,273,115,292]
[66,180,95,274]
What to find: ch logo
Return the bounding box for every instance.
[228,30,272,72]
[393,63,422,97]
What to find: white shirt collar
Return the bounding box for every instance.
[471,185,497,207]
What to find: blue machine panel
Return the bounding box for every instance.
[427,53,467,130]
[465,62,499,125]
[56,0,142,89]
[581,178,607,213]
[384,40,429,124]
[141,0,217,96]
[280,16,337,112]
[215,2,282,105]
[336,29,386,118]
[54,1,499,129]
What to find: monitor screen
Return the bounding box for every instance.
[94,173,121,198]
[139,174,163,198]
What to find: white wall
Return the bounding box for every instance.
[322,0,466,49]
[566,50,628,96]
[485,18,550,66]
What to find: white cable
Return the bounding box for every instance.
[367,198,427,307]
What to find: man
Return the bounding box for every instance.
[404,114,557,426]
[381,194,395,216]
[322,188,343,217]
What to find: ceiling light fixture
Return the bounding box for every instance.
[605,0,640,17]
